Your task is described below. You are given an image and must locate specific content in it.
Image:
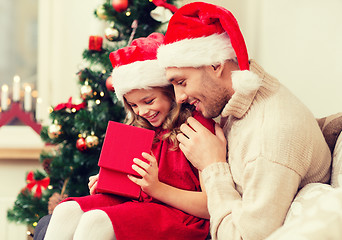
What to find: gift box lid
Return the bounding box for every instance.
[98,121,155,176]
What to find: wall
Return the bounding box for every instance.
[255,0,342,117]
[37,0,105,124]
[0,150,42,240]
[0,0,38,87]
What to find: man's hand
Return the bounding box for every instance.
[177,117,227,171]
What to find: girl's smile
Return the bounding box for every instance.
[124,88,172,127]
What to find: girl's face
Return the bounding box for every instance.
[124,88,172,127]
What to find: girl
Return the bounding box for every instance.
[43,33,214,240]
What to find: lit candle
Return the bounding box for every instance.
[13,75,21,101]
[1,84,9,111]
[35,97,42,121]
[24,85,32,112]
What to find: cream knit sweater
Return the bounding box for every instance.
[201,60,331,240]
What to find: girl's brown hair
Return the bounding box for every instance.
[123,85,193,148]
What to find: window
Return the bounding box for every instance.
[0,0,38,124]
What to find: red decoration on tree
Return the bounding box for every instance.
[88,36,103,51]
[152,0,178,13]
[76,137,87,152]
[77,70,86,82]
[54,97,86,111]
[112,0,129,13]
[26,171,50,198]
[42,158,53,175]
[106,76,114,92]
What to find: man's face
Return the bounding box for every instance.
[165,66,230,118]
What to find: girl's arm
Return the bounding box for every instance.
[128,152,209,219]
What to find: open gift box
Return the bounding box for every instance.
[97,121,155,199]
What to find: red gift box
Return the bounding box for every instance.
[97,121,155,199]
[88,36,103,51]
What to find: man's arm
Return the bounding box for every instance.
[202,160,300,240]
[177,117,301,240]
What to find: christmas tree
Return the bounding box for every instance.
[7,0,178,232]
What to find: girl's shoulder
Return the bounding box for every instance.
[191,111,216,133]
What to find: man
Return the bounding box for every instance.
[157,2,331,240]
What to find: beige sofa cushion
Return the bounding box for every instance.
[331,133,342,188]
[266,184,342,239]
[317,112,342,154]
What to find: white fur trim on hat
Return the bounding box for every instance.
[231,70,262,95]
[157,33,236,68]
[112,59,170,103]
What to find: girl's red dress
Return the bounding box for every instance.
[64,111,214,240]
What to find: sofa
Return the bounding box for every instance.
[34,113,342,240]
[265,112,342,239]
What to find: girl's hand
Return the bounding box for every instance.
[88,174,99,195]
[128,152,161,197]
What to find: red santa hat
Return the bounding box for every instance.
[110,32,169,103]
[157,2,248,70]
[157,2,262,94]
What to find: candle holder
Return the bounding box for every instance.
[0,102,42,135]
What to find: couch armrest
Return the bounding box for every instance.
[317,112,342,153]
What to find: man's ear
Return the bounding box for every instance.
[211,64,224,77]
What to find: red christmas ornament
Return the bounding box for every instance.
[106,76,114,92]
[112,0,128,12]
[89,36,103,51]
[77,70,86,82]
[76,137,87,152]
